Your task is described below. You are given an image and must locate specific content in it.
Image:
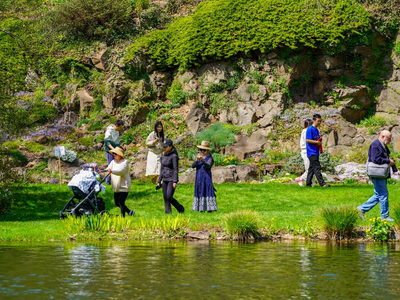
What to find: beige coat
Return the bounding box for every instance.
[106,159,131,193]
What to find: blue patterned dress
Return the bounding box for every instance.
[192,154,217,212]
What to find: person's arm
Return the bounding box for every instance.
[110,160,129,176]
[201,156,213,170]
[172,154,179,184]
[104,127,116,151]
[145,132,158,147]
[306,127,321,145]
[191,161,198,168]
[157,160,164,184]
[370,144,391,165]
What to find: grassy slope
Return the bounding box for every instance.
[1,182,399,241]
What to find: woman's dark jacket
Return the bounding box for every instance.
[158,147,179,183]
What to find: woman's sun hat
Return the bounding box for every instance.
[197,141,212,150]
[110,147,125,158]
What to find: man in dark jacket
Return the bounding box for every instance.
[358,130,395,221]
[157,139,184,214]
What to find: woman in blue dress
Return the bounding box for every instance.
[192,141,217,213]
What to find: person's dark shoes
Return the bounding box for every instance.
[207,211,212,213]
[128,210,135,216]
[306,185,313,187]
[180,207,185,214]
[384,217,394,222]
[321,184,330,188]
[357,208,365,221]
[155,185,162,190]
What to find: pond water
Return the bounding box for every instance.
[1,241,400,299]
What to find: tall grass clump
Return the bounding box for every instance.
[137,215,189,236]
[64,214,134,233]
[392,203,400,228]
[223,210,262,240]
[319,206,359,239]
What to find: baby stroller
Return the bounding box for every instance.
[60,167,109,219]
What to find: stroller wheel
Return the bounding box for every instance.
[99,210,108,216]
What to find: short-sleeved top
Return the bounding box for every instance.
[306,125,320,157]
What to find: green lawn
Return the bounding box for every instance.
[1,182,399,241]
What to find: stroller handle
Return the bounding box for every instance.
[99,172,110,184]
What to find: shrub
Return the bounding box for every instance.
[366,217,394,241]
[48,0,134,42]
[357,115,392,128]
[23,141,46,153]
[124,0,371,71]
[196,123,236,151]
[208,93,235,115]
[7,150,28,165]
[167,81,185,107]
[1,140,20,150]
[87,121,104,132]
[319,206,359,239]
[95,133,105,144]
[223,210,262,240]
[78,136,95,148]
[77,119,90,128]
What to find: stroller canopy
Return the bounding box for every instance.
[68,169,99,195]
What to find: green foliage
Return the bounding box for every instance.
[48,0,134,43]
[283,153,304,175]
[87,121,104,132]
[208,93,235,115]
[124,0,371,71]
[77,119,90,128]
[78,136,95,148]
[30,161,48,173]
[263,149,296,164]
[223,210,262,240]
[357,115,392,128]
[7,150,28,165]
[222,123,258,136]
[136,215,189,236]
[167,81,185,107]
[64,214,133,233]
[196,123,236,151]
[284,152,340,175]
[95,133,106,144]
[366,217,394,241]
[1,140,20,150]
[392,203,400,228]
[23,141,46,153]
[319,206,359,239]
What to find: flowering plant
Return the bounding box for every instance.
[366,217,393,241]
[223,156,238,166]
[60,150,77,163]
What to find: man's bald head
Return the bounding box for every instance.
[380,130,392,145]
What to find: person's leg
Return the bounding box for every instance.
[374,178,389,219]
[162,182,172,214]
[306,157,314,186]
[114,192,122,214]
[309,155,326,186]
[300,152,309,181]
[167,183,184,213]
[358,178,381,214]
[118,192,131,217]
[105,152,114,185]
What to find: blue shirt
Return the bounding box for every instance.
[306,125,320,157]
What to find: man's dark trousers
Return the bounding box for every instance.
[306,155,326,186]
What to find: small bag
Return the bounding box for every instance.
[366,160,390,178]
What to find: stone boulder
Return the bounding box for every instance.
[177,71,198,92]
[336,86,373,123]
[92,49,108,71]
[128,80,151,102]
[77,90,94,112]
[122,105,149,127]
[130,160,147,179]
[64,111,78,126]
[197,63,228,86]
[235,163,259,182]
[225,128,271,160]
[187,231,210,239]
[391,126,400,152]
[179,170,196,183]
[48,157,83,176]
[337,119,357,146]
[256,93,286,127]
[376,82,400,113]
[185,103,210,134]
[150,71,171,98]
[212,168,236,184]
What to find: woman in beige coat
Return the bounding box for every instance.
[106,147,134,217]
[145,121,164,184]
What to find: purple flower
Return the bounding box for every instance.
[50,179,58,184]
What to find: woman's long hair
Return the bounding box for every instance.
[154,121,164,142]
[304,118,313,129]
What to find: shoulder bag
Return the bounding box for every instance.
[366,160,390,178]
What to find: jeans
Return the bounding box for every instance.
[358,178,389,219]
[162,181,184,214]
[306,155,326,187]
[105,152,114,185]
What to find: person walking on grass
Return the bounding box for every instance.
[145,121,164,184]
[192,141,217,213]
[104,120,124,185]
[357,130,395,222]
[105,147,135,217]
[295,118,315,186]
[157,139,184,214]
[305,114,329,188]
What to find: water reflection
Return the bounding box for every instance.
[1,241,400,299]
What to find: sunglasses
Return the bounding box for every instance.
[199,149,207,152]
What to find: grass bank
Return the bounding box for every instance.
[1,183,400,241]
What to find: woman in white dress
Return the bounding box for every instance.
[296,119,314,185]
[145,121,164,184]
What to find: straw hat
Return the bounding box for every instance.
[197,141,211,150]
[110,147,125,158]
